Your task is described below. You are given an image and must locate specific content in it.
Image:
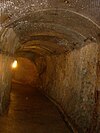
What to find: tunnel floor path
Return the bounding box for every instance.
[0,83,72,133]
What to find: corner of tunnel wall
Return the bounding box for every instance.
[39,42,99,132]
[95,44,100,132]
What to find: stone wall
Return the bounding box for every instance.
[0,28,19,114]
[0,54,13,114]
[38,43,98,132]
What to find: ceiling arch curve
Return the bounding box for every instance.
[0,0,100,57]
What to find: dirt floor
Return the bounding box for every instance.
[0,83,72,133]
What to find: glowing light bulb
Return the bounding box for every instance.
[12,60,17,69]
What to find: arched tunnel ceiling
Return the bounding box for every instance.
[0,0,100,57]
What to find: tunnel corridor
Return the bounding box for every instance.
[0,0,100,133]
[0,83,72,133]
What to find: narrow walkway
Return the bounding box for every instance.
[0,83,72,133]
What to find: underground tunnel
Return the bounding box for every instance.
[0,0,100,133]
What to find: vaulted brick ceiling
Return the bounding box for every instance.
[0,0,100,57]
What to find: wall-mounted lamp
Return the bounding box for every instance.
[12,60,18,69]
